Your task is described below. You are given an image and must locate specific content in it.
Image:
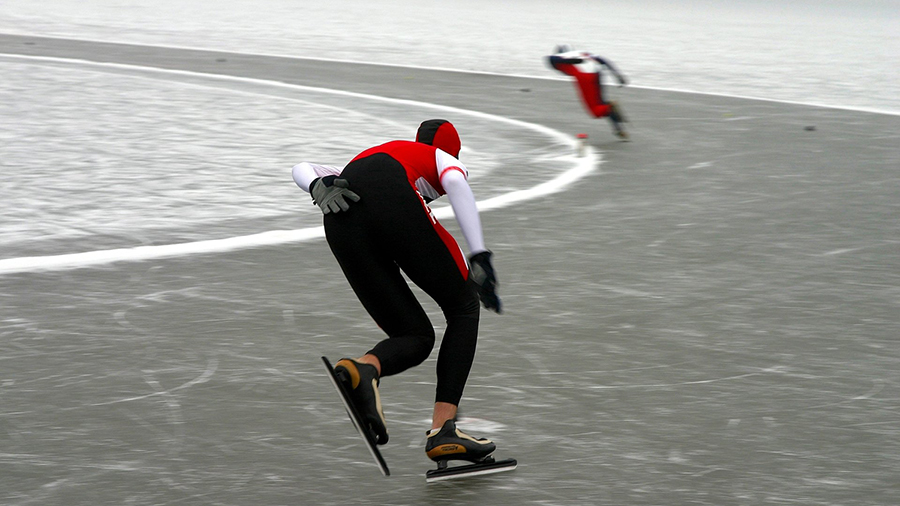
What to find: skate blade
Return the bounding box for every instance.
[425,458,517,483]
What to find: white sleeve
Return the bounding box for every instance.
[291,162,343,193]
[434,148,468,180]
[441,169,487,255]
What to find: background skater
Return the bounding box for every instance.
[547,44,630,139]
[292,119,502,466]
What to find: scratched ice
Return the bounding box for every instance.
[1,1,898,505]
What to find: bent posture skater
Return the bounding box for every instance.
[292,119,502,464]
[548,44,630,139]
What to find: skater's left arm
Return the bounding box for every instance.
[436,151,502,312]
[591,55,628,86]
[441,169,486,255]
[443,169,503,313]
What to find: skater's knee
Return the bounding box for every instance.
[591,104,611,118]
[404,326,437,365]
[410,328,436,364]
[396,325,436,365]
[371,329,435,376]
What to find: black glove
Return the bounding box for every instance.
[469,251,502,313]
[310,175,360,214]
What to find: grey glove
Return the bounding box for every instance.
[310,175,360,214]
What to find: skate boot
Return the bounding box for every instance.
[334,358,389,445]
[425,419,496,464]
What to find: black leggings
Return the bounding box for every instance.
[324,153,481,406]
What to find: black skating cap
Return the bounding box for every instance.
[416,119,461,158]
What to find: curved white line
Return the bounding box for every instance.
[0,54,597,275]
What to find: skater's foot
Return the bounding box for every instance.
[425,419,496,463]
[615,128,630,140]
[334,358,389,444]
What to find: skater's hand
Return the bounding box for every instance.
[310,175,360,214]
[469,251,502,313]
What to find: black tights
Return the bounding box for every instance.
[324,153,481,406]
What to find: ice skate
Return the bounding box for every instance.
[321,357,389,476]
[425,419,495,463]
[424,419,516,482]
[333,358,389,445]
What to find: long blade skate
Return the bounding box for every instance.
[322,356,390,476]
[425,457,517,483]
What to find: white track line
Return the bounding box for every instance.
[0,54,597,275]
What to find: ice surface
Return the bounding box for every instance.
[0,2,898,505]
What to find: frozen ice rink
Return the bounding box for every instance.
[2,35,899,505]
